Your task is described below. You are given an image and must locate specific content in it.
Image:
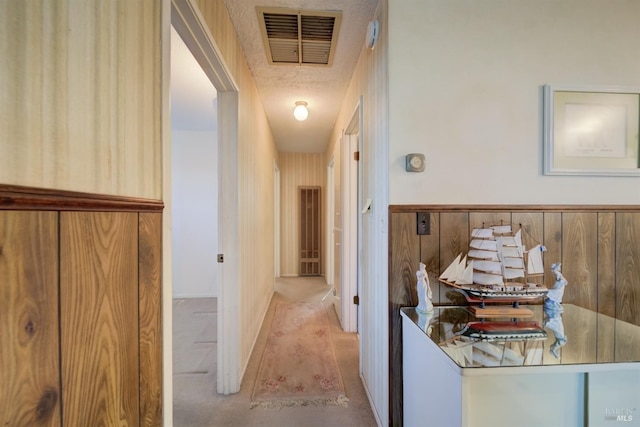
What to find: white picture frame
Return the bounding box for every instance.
[543,84,640,176]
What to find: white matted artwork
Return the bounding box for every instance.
[543,84,640,176]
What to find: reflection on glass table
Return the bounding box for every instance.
[544,306,567,358]
[402,303,640,368]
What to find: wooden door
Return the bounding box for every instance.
[0,211,60,426]
[300,186,321,275]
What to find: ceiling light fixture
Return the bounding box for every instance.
[293,101,309,121]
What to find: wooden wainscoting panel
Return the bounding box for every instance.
[60,212,139,426]
[616,212,640,326]
[138,213,163,426]
[543,213,562,289]
[389,212,421,308]
[469,211,511,230]
[563,213,598,311]
[596,213,616,362]
[597,213,616,317]
[389,212,420,427]
[0,211,60,426]
[439,212,470,305]
[419,212,441,303]
[513,212,545,289]
[439,212,470,262]
[512,212,544,249]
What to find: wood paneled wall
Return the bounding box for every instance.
[0,185,163,426]
[0,211,60,425]
[60,212,140,425]
[389,205,640,427]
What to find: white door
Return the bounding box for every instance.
[341,100,362,334]
[329,150,343,325]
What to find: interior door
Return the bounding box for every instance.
[333,150,342,322]
[342,101,361,334]
[349,133,360,334]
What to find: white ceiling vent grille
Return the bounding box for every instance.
[257,8,342,66]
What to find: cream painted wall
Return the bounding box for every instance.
[279,152,325,277]
[0,1,162,199]
[171,130,218,298]
[193,0,279,374]
[389,0,640,205]
[328,1,640,425]
[326,1,389,424]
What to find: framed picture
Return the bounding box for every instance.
[543,84,640,176]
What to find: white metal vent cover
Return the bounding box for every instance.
[257,7,342,66]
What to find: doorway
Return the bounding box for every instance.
[299,186,322,276]
[340,100,362,334]
[274,162,281,278]
[169,0,242,409]
[327,156,341,323]
[170,25,218,299]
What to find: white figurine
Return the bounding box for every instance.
[544,263,568,312]
[416,262,434,314]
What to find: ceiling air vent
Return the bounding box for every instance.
[257,7,342,66]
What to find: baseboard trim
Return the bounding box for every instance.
[240,290,275,383]
[361,373,383,427]
[279,274,328,278]
[172,293,217,299]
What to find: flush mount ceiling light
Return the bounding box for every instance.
[293,101,309,121]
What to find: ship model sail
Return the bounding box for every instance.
[439,224,548,303]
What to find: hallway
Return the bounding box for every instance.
[173,276,377,426]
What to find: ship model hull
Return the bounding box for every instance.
[442,280,548,302]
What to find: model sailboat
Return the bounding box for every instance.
[439,224,548,305]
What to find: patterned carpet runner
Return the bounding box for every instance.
[251,302,348,409]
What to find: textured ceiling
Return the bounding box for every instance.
[223,0,379,153]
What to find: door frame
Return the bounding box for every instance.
[341,98,362,333]
[170,0,241,400]
[274,161,281,278]
[327,154,344,324]
[326,157,334,288]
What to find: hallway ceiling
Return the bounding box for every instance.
[223,0,379,153]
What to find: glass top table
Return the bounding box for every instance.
[401,304,640,368]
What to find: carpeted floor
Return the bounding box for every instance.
[173,276,378,426]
